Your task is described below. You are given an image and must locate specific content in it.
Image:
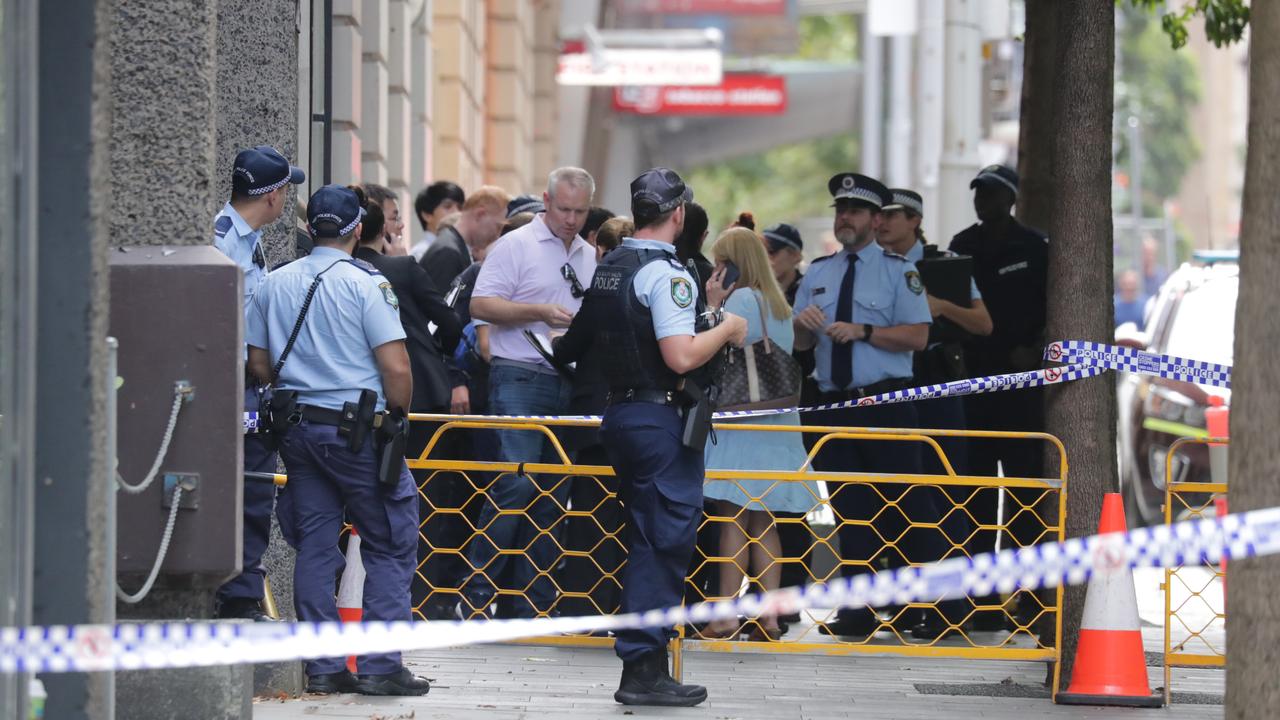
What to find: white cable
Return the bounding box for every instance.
[116,383,191,495]
[116,486,184,604]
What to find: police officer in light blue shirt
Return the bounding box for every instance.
[554,168,745,707]
[793,172,945,639]
[212,145,305,622]
[246,185,430,697]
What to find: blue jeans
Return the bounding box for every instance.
[463,361,571,616]
[276,421,418,677]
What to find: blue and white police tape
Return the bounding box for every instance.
[1046,340,1231,390]
[4,504,1272,674]
[241,363,1101,430]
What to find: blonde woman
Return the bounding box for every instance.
[701,227,815,641]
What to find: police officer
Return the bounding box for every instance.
[878,188,993,638]
[792,173,941,638]
[556,168,746,706]
[212,145,305,621]
[247,185,429,696]
[949,164,1050,629]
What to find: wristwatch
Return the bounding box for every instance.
[862,323,874,342]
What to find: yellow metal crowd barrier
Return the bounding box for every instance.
[1162,435,1228,705]
[405,413,1068,679]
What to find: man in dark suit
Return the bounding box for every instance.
[419,185,509,292]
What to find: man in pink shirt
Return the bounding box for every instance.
[462,166,597,618]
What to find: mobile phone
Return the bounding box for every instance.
[721,260,741,290]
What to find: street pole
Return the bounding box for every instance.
[861,20,884,178]
[916,0,945,243]
[938,0,983,244]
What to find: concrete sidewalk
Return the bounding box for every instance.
[252,639,1222,719]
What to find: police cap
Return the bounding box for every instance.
[232,145,305,197]
[883,188,924,216]
[970,164,1019,197]
[631,167,693,218]
[307,185,365,239]
[828,172,892,211]
[506,194,545,218]
[762,223,803,254]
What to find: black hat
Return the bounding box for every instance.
[307,185,365,238]
[827,172,892,211]
[232,146,305,196]
[762,223,803,253]
[630,167,693,217]
[883,189,924,215]
[970,164,1019,196]
[506,194,545,218]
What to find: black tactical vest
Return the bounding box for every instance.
[587,245,687,392]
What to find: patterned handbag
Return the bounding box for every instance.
[715,290,802,412]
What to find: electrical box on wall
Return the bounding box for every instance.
[110,245,244,588]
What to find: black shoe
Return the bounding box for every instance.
[817,608,880,638]
[778,612,802,625]
[909,616,954,641]
[614,651,707,707]
[306,670,360,694]
[214,598,274,622]
[355,667,431,696]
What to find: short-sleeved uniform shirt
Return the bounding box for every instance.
[622,237,698,339]
[213,202,267,323]
[246,246,407,411]
[471,213,597,366]
[792,241,932,391]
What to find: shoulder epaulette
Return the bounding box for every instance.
[213,215,233,239]
[344,257,382,276]
[810,252,836,264]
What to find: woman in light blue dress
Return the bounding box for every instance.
[700,227,815,640]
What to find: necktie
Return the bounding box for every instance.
[830,253,856,391]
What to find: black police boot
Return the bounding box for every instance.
[614,651,707,707]
[817,607,880,638]
[355,666,431,696]
[305,670,360,694]
[214,598,274,622]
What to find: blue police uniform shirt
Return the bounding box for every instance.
[904,240,983,302]
[624,237,698,339]
[793,242,932,391]
[246,246,407,411]
[213,202,267,318]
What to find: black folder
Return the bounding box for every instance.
[916,255,972,307]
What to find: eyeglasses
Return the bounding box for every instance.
[561,263,585,299]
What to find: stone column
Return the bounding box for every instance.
[532,0,562,185]
[433,0,487,188]
[485,0,534,192]
[386,0,416,239]
[215,0,305,698]
[332,0,365,183]
[410,2,435,196]
[216,0,305,265]
[360,0,391,184]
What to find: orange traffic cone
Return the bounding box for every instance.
[1056,493,1162,707]
[337,528,366,673]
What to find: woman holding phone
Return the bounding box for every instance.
[699,227,815,642]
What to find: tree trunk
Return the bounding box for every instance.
[1041,0,1116,693]
[1225,4,1280,717]
[1015,0,1058,233]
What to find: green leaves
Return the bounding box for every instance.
[1125,0,1249,49]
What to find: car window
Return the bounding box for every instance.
[1162,277,1237,368]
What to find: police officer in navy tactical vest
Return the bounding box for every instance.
[247,185,430,696]
[793,173,950,638]
[212,145,304,621]
[555,168,746,706]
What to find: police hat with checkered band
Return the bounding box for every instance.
[969,164,1019,197]
[231,145,305,197]
[827,172,892,211]
[882,188,924,216]
[307,185,366,239]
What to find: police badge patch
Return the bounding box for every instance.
[379,281,399,309]
[670,277,693,308]
[904,271,924,295]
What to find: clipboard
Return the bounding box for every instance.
[523,329,576,380]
